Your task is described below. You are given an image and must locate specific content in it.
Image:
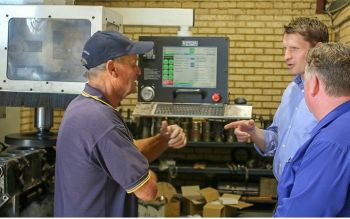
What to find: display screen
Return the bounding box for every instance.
[138,36,228,104]
[162,46,217,88]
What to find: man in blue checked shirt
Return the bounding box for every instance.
[225,17,329,180]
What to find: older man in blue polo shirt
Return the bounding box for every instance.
[54,31,187,217]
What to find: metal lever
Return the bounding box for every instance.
[173,89,206,99]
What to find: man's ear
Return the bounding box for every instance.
[309,74,320,97]
[106,60,118,77]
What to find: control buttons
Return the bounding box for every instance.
[140,86,155,102]
[211,92,221,102]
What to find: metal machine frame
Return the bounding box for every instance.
[0,5,122,95]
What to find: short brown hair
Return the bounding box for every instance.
[284,17,329,47]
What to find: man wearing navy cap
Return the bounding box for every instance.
[54,31,187,217]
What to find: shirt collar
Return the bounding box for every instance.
[84,83,103,98]
[294,74,304,90]
[310,100,350,136]
[82,83,117,110]
[83,83,110,104]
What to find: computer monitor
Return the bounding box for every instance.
[161,46,217,89]
[138,36,229,104]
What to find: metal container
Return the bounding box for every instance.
[226,128,236,143]
[181,119,191,140]
[202,120,211,142]
[190,121,201,142]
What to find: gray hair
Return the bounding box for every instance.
[83,62,107,79]
[83,57,125,79]
[284,17,329,47]
[306,42,350,96]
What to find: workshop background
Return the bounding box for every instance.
[14,0,348,134]
[1,0,350,217]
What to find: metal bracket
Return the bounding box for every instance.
[0,193,10,208]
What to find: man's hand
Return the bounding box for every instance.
[159,121,187,149]
[224,119,256,142]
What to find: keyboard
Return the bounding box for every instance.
[133,102,252,119]
[155,103,224,117]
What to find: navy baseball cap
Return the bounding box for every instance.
[81,31,154,69]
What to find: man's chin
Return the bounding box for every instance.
[125,87,137,97]
[131,86,137,94]
[289,70,301,75]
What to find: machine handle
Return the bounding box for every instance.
[173,89,206,99]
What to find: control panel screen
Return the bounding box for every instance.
[162,46,217,88]
[138,36,229,104]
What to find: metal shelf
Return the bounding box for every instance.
[150,164,273,177]
[186,141,253,148]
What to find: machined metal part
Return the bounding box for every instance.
[35,107,53,132]
[0,147,48,213]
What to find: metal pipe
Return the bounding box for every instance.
[34,107,53,134]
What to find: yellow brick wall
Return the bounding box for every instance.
[332,4,350,44]
[20,108,65,132]
[20,0,335,132]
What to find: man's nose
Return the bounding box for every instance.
[284,49,292,61]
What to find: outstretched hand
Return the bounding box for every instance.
[224,119,256,142]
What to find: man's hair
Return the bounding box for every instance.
[306,42,350,96]
[83,62,106,78]
[83,56,128,79]
[284,17,329,46]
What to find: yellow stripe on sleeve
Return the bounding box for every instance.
[126,170,151,194]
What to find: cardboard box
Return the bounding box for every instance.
[219,193,239,205]
[201,187,253,217]
[181,185,206,216]
[260,177,277,197]
[138,182,180,217]
[203,201,238,217]
[181,185,254,217]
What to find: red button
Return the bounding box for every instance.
[212,93,221,102]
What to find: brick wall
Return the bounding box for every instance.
[20,0,333,132]
[332,3,350,44]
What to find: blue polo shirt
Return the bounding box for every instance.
[275,100,350,217]
[54,84,150,217]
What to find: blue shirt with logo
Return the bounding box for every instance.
[54,84,149,217]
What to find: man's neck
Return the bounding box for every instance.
[87,80,121,109]
[316,96,350,120]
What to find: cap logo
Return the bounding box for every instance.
[126,44,133,51]
[81,58,88,66]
